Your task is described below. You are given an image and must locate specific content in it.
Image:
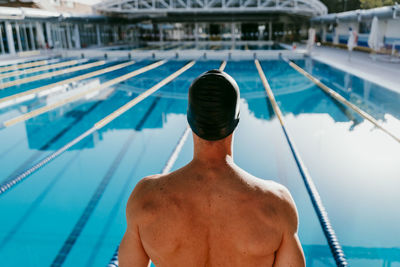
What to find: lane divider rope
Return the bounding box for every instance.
[50,95,163,267]
[2,60,167,128]
[94,61,195,130]
[0,60,195,196]
[282,56,400,144]
[255,59,348,267]
[0,59,49,73]
[0,60,106,90]
[107,125,191,267]
[219,60,227,71]
[0,59,81,79]
[1,100,104,185]
[0,61,136,108]
[84,139,147,266]
[162,126,191,174]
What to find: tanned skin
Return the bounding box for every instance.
[119,133,305,267]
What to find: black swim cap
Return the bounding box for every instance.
[187,69,240,141]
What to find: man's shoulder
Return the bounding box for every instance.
[126,174,168,218]
[257,179,293,203]
[240,170,291,200]
[127,165,190,209]
[129,174,159,195]
[136,174,165,189]
[247,176,298,232]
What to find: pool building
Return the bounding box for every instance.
[0,0,399,267]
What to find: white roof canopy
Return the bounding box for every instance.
[94,0,327,18]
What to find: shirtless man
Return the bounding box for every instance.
[119,70,305,267]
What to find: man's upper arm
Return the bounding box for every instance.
[273,231,304,267]
[119,224,150,267]
[119,179,152,267]
[273,186,305,267]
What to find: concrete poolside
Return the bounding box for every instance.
[310,46,400,93]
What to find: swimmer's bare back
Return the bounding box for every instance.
[119,158,305,267]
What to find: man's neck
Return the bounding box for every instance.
[192,134,234,166]
[193,152,233,166]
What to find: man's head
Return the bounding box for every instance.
[187,69,240,141]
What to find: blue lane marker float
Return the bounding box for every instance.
[50,95,162,267]
[255,59,348,267]
[107,125,191,267]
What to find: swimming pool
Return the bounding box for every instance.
[0,56,399,266]
[102,43,285,51]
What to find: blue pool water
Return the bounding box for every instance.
[0,57,399,266]
[102,43,285,51]
[0,58,92,84]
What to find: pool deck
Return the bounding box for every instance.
[310,46,400,93]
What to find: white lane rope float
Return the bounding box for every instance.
[0,59,82,79]
[0,60,137,108]
[1,60,167,128]
[0,60,107,90]
[0,59,51,73]
[282,56,400,144]
[0,60,196,196]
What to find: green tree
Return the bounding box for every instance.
[319,0,361,13]
[360,0,395,9]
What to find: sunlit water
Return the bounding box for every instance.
[0,58,399,266]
